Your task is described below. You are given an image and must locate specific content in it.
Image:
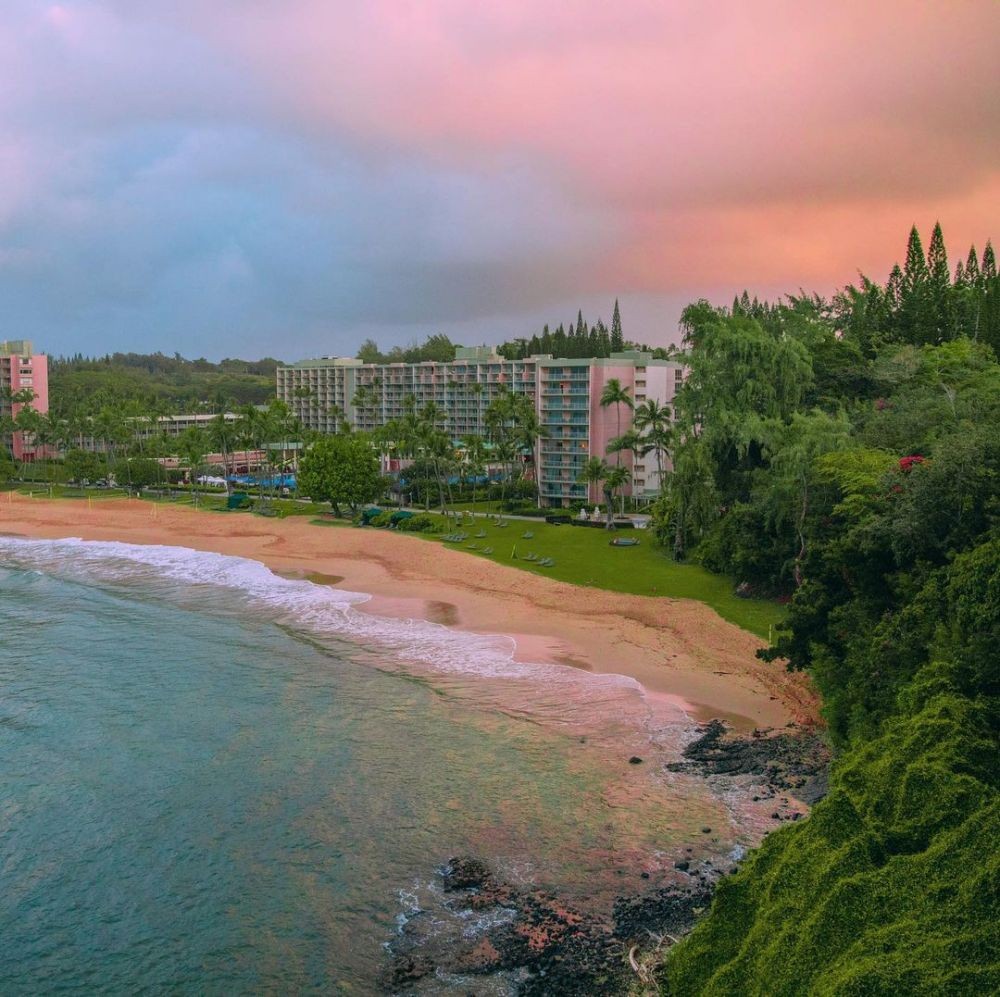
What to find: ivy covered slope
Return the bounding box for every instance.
[653,225,1000,993]
[665,540,999,994]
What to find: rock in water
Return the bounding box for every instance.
[442,855,492,891]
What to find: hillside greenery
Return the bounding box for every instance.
[658,224,1000,992]
[48,352,281,415]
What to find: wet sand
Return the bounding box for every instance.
[0,494,819,729]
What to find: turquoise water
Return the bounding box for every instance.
[0,538,744,994]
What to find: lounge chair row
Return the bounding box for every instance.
[522,553,555,567]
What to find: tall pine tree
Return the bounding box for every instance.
[610,299,624,352]
[982,241,996,280]
[927,222,949,286]
[926,222,952,341]
[885,264,904,308]
[903,225,928,292]
[963,246,979,286]
[900,226,934,343]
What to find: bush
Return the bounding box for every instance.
[395,514,439,533]
[696,501,796,594]
[63,449,106,483]
[486,478,538,502]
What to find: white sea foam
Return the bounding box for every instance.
[0,537,643,695]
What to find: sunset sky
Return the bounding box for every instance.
[2,1,998,359]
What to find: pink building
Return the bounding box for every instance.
[1,339,50,462]
[536,352,684,507]
[278,347,684,508]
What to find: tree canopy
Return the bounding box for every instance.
[659,223,1000,993]
[297,433,382,515]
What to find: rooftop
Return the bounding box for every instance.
[0,339,34,357]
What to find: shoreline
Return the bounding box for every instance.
[0,494,819,730]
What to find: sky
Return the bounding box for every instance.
[1,1,998,361]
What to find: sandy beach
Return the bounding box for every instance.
[0,494,819,729]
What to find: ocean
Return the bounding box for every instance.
[0,537,746,994]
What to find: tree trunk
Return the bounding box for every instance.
[793,482,808,587]
[673,497,686,560]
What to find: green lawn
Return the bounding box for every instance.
[140,492,331,518]
[6,484,129,500]
[411,513,783,639]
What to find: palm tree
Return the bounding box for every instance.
[460,433,487,509]
[208,413,236,493]
[418,402,451,511]
[92,405,129,481]
[633,399,672,493]
[484,388,544,508]
[1,387,39,476]
[606,429,641,509]
[351,384,381,429]
[603,465,631,522]
[234,404,269,505]
[470,381,485,436]
[599,378,634,464]
[178,427,209,505]
[577,456,608,524]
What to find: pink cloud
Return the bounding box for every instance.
[3,0,998,355]
[166,0,999,292]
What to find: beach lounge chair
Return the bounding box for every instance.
[521,531,534,539]
[524,552,538,562]
[482,546,493,555]
[476,528,487,538]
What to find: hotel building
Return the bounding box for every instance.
[277,348,683,506]
[0,339,49,462]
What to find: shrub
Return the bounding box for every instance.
[395,514,439,533]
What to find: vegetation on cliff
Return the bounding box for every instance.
[657,225,1000,992]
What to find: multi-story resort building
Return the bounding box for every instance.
[1,339,49,462]
[277,347,684,506]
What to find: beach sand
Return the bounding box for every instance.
[0,494,819,729]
